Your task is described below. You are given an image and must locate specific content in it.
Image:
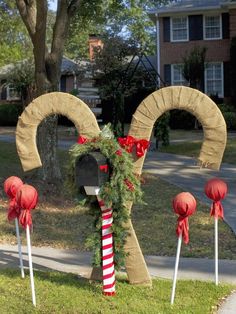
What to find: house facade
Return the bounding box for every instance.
[149,0,236,100]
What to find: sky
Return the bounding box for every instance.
[48,1,57,11]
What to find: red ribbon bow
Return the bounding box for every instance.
[16,184,38,229]
[118,136,150,157]
[4,176,23,221]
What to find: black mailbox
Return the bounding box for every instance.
[75,151,110,187]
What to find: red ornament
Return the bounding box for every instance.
[4,176,23,221]
[100,164,108,173]
[77,136,88,144]
[204,178,227,219]
[173,192,196,244]
[16,184,38,229]
[115,149,122,156]
[124,179,134,191]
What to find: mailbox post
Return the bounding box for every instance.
[75,152,116,296]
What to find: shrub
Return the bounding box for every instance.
[169,109,195,129]
[0,103,23,126]
[223,111,236,130]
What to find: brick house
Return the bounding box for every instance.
[148,0,236,100]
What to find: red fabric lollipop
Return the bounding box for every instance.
[4,176,23,221]
[16,184,38,229]
[173,192,196,244]
[204,178,227,219]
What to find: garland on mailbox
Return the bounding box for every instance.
[66,125,145,270]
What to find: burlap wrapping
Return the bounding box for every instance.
[15,87,227,287]
[123,86,226,286]
[16,92,101,171]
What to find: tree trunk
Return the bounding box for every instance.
[35,54,62,183]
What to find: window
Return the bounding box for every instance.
[205,63,223,98]
[204,15,222,39]
[171,16,188,42]
[171,64,187,86]
[6,84,20,100]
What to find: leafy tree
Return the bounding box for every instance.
[6,59,35,108]
[0,1,32,66]
[182,46,207,90]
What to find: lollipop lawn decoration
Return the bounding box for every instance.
[16,184,38,307]
[204,178,227,286]
[3,176,25,279]
[171,192,196,305]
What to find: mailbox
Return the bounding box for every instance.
[75,151,110,189]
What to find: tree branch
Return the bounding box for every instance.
[15,0,36,39]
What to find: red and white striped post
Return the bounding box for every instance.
[97,196,116,296]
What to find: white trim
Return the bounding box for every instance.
[203,14,222,40]
[171,64,187,86]
[170,16,189,42]
[204,62,224,98]
[156,15,161,87]
[6,85,20,101]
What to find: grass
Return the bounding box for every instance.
[0,269,234,314]
[159,137,236,165]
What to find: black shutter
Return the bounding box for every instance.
[224,61,230,97]
[0,80,7,100]
[164,64,171,85]
[163,17,170,42]
[222,13,229,39]
[189,15,203,41]
[60,76,66,92]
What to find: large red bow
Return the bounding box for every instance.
[118,136,150,157]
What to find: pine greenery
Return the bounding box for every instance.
[66,129,143,269]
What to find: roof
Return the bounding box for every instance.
[60,57,79,74]
[0,57,84,78]
[148,0,236,20]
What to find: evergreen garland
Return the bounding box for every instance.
[66,127,143,270]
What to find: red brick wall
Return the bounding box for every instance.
[159,17,230,80]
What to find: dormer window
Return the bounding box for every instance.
[204,15,222,40]
[171,16,188,42]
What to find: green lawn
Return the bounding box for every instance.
[0,270,234,314]
[159,135,236,165]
